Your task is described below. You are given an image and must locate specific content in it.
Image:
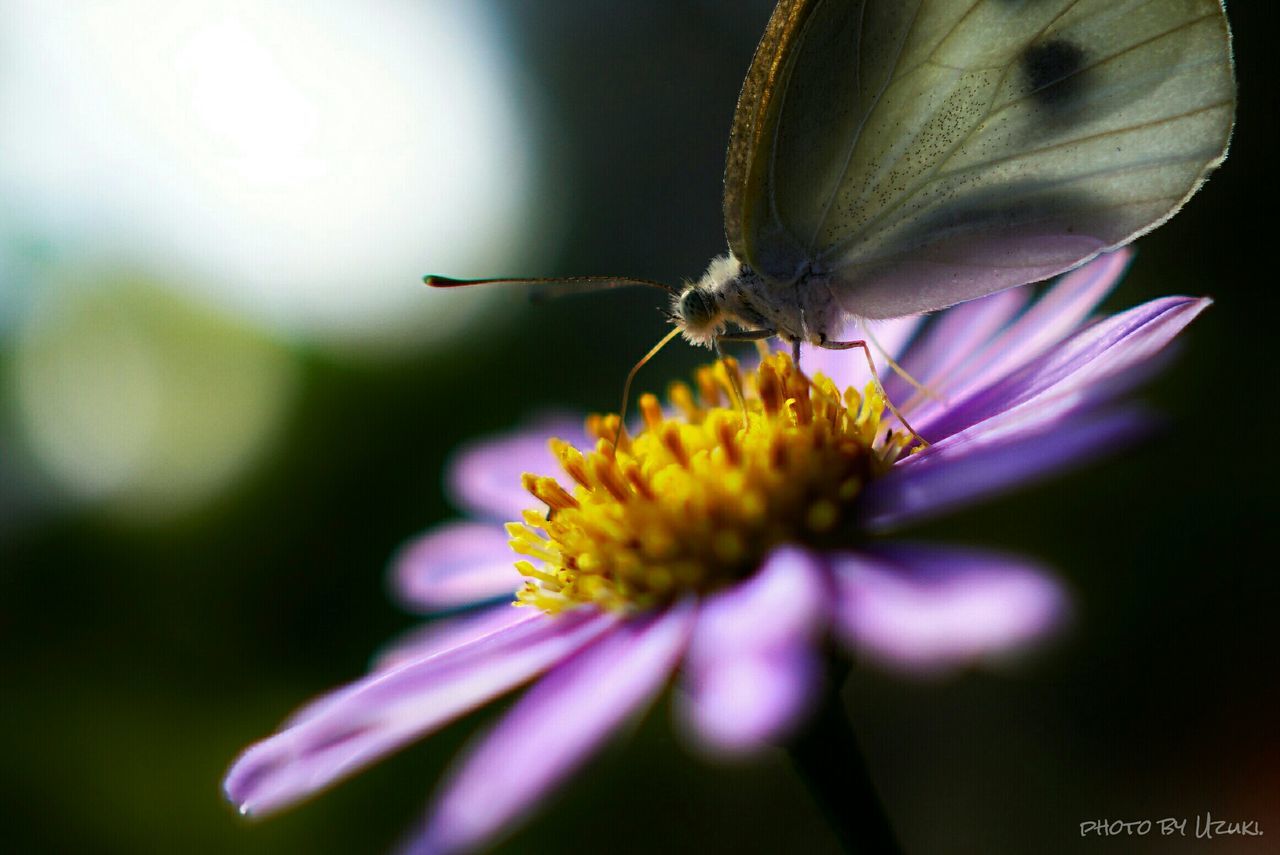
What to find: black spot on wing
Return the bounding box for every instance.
[1023,39,1087,108]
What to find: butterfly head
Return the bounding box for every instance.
[672,254,747,347]
[673,286,723,345]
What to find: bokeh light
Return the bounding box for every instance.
[0,0,551,351]
[9,271,297,519]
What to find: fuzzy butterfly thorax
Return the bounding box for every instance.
[675,254,846,348]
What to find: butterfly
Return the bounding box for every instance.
[429,0,1235,358]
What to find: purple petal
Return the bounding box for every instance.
[862,405,1150,531]
[922,295,1209,441]
[224,608,617,817]
[677,648,821,757]
[409,603,695,855]
[372,603,527,672]
[936,250,1132,406]
[686,547,828,655]
[798,316,922,391]
[677,547,827,754]
[391,522,520,612]
[884,288,1029,413]
[284,606,540,733]
[447,416,588,521]
[830,545,1069,672]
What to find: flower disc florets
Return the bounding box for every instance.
[509,353,918,613]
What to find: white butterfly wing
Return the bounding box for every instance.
[724,0,1235,319]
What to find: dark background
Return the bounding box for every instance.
[2,2,1276,853]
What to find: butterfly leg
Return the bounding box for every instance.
[717,330,775,342]
[719,329,784,368]
[714,329,809,370]
[817,336,927,447]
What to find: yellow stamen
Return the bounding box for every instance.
[510,354,921,613]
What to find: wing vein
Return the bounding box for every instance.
[804,0,928,251]
[938,94,1231,180]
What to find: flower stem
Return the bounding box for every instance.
[787,662,902,854]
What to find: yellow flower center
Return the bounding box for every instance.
[508,353,917,613]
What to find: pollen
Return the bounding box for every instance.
[510,354,919,613]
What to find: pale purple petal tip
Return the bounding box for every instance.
[391,521,521,611]
[409,603,695,855]
[831,546,1069,672]
[446,416,587,521]
[678,648,822,755]
[224,609,616,818]
[923,295,1209,441]
[678,547,827,754]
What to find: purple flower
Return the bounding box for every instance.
[224,249,1208,853]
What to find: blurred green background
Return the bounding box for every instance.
[1,2,1275,853]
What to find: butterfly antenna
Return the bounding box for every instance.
[425,274,677,299]
[614,327,683,451]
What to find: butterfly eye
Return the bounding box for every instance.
[678,288,719,330]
